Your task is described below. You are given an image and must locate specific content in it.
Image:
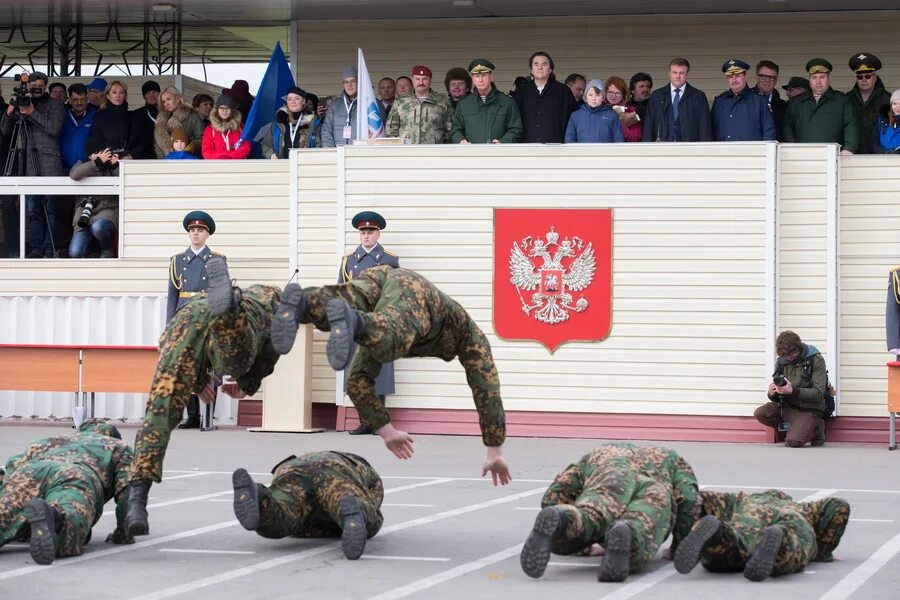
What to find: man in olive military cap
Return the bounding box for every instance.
[782,76,810,99]
[339,210,399,435]
[450,58,523,144]
[711,59,775,142]
[783,58,859,154]
[847,52,890,153]
[167,210,225,429]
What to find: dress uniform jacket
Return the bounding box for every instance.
[450,84,523,144]
[166,247,225,322]
[711,86,776,141]
[783,88,860,152]
[338,243,399,395]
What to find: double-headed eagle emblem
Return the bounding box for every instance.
[508,226,596,324]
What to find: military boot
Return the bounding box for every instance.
[177,394,201,429]
[232,468,261,531]
[206,257,241,316]
[325,299,365,371]
[597,520,632,582]
[520,505,568,579]
[674,515,723,574]
[271,283,309,355]
[339,496,368,560]
[744,525,785,582]
[24,498,62,565]
[125,479,152,536]
[347,422,374,435]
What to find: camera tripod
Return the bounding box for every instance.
[3,113,58,257]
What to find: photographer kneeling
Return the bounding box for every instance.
[68,148,119,258]
[754,330,828,448]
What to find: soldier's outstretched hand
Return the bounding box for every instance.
[482,446,512,486]
[378,423,415,459]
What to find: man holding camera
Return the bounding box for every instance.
[67,148,119,258]
[754,330,828,447]
[0,71,65,258]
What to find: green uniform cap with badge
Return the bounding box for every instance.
[352,210,386,231]
[468,58,495,74]
[182,210,216,235]
[806,58,833,75]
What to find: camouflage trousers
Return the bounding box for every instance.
[302,266,505,446]
[542,454,673,572]
[131,285,281,483]
[255,451,384,540]
[0,461,102,557]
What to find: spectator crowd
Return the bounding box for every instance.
[1,50,898,259]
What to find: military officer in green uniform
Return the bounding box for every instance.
[783,58,860,154]
[674,489,850,581]
[0,419,133,564]
[167,210,225,429]
[847,52,891,154]
[270,265,511,485]
[232,451,384,560]
[450,58,523,144]
[339,211,399,435]
[386,65,453,144]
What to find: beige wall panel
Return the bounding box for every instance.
[298,13,900,104]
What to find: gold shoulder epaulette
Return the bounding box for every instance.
[210,250,225,257]
[383,249,398,257]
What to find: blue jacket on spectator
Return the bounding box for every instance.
[165,150,199,160]
[564,103,625,143]
[60,105,96,171]
[711,86,776,142]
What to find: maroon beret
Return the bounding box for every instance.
[412,65,432,78]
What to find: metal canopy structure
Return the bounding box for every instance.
[0,0,897,76]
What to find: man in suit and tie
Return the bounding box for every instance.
[167,210,225,429]
[642,57,711,143]
[340,211,399,435]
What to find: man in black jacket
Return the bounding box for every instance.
[750,60,788,141]
[515,51,577,144]
[129,80,161,159]
[642,58,711,143]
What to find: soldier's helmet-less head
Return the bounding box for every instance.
[79,418,123,440]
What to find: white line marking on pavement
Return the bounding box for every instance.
[851,518,895,523]
[514,507,540,511]
[383,478,454,493]
[128,486,547,600]
[101,491,232,517]
[600,565,677,600]
[801,489,838,502]
[209,499,233,502]
[159,549,255,555]
[366,544,523,600]
[163,472,212,481]
[361,555,450,562]
[819,531,900,600]
[0,520,238,581]
[549,561,595,567]
[381,503,434,507]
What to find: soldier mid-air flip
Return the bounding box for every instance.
[269,264,511,485]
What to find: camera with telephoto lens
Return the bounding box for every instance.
[77,196,95,228]
[773,374,787,387]
[11,73,32,108]
[108,147,126,158]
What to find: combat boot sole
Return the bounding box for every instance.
[232,468,260,531]
[271,283,306,355]
[340,496,368,560]
[25,498,58,565]
[744,525,784,582]
[520,506,566,579]
[598,521,632,582]
[674,515,723,574]
[206,257,234,316]
[326,299,358,371]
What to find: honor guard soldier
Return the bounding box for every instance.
[339,211,399,435]
[167,210,224,429]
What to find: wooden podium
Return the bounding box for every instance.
[250,324,323,433]
[887,361,900,450]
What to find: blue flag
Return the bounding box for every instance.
[239,41,295,143]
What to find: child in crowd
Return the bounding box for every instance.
[164,129,199,160]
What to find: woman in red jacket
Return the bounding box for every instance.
[201,94,251,159]
[605,76,643,143]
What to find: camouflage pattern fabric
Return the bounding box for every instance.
[696,489,850,575]
[385,90,453,144]
[131,285,281,483]
[255,451,384,540]
[540,443,699,572]
[0,421,132,557]
[301,265,506,446]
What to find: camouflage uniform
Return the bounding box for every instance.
[0,420,132,558]
[541,443,699,572]
[253,451,383,540]
[299,265,506,446]
[385,90,453,144]
[693,489,850,575]
[131,284,282,483]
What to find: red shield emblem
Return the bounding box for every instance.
[493,208,612,352]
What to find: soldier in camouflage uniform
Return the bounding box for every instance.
[385,65,453,144]
[270,265,511,485]
[0,419,133,564]
[232,451,384,560]
[674,489,850,581]
[127,257,284,536]
[520,443,699,582]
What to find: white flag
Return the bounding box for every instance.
[357,48,384,140]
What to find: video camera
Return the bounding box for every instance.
[10,73,33,108]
